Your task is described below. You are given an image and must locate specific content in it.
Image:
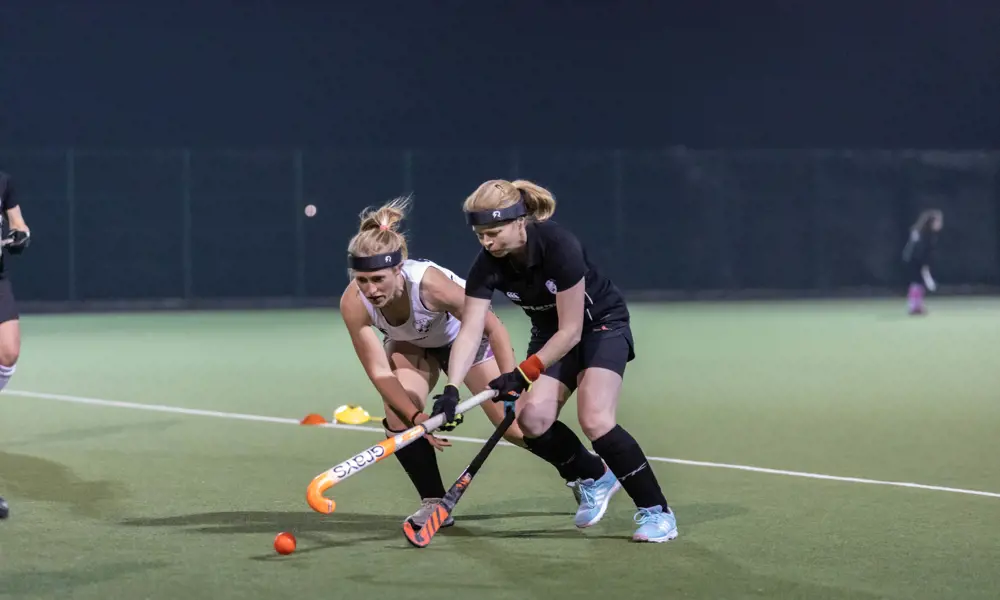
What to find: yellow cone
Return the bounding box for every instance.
[333,404,372,425]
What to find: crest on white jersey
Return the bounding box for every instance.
[414,318,432,333]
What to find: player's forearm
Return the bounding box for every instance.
[446,325,485,389]
[533,327,581,369]
[483,318,516,374]
[6,207,28,232]
[487,329,516,374]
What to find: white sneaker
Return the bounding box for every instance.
[405,498,454,528]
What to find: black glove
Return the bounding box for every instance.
[488,369,532,403]
[3,229,29,255]
[430,384,463,432]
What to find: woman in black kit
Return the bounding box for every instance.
[0,170,33,522]
[430,178,677,543]
[902,209,942,315]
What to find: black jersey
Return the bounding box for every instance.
[0,172,17,280]
[903,227,938,268]
[464,219,630,335]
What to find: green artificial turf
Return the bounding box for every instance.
[1,298,998,599]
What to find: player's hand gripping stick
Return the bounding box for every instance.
[306,389,498,514]
[488,355,544,401]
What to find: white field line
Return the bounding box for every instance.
[6,389,1000,500]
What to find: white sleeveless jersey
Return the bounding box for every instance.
[360,259,464,349]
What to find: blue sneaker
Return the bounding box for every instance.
[566,451,600,505]
[566,480,582,505]
[574,466,622,528]
[631,505,678,543]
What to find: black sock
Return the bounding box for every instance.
[386,420,446,499]
[592,425,669,510]
[523,420,606,482]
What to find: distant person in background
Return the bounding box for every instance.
[0,172,30,389]
[0,170,31,524]
[902,209,943,315]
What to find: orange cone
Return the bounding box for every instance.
[299,413,327,425]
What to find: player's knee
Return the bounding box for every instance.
[500,422,527,448]
[578,410,615,442]
[517,407,555,439]
[0,346,19,368]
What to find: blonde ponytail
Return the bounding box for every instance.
[511,180,556,222]
[463,179,557,222]
[348,196,411,260]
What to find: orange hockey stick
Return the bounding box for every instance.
[306,389,497,514]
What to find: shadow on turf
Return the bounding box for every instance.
[0,561,169,596]
[0,451,126,518]
[4,419,183,448]
[119,509,570,561]
[875,312,919,322]
[121,503,748,561]
[390,509,886,600]
[119,508,564,535]
[440,501,748,541]
[410,538,888,599]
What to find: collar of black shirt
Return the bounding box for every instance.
[522,221,542,268]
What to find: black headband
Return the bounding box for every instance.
[349,249,403,271]
[465,198,528,226]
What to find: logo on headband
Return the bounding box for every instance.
[492,210,501,219]
[385,256,392,263]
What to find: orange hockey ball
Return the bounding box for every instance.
[274,532,297,555]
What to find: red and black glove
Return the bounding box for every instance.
[488,355,544,402]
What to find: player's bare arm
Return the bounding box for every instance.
[7,206,31,234]
[532,277,585,368]
[419,266,516,374]
[340,283,423,425]
[2,205,30,252]
[5,206,28,234]
[444,296,491,389]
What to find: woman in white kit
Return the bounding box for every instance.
[339,197,578,528]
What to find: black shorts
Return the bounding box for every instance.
[384,336,494,375]
[905,261,927,285]
[0,278,18,324]
[526,321,635,393]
